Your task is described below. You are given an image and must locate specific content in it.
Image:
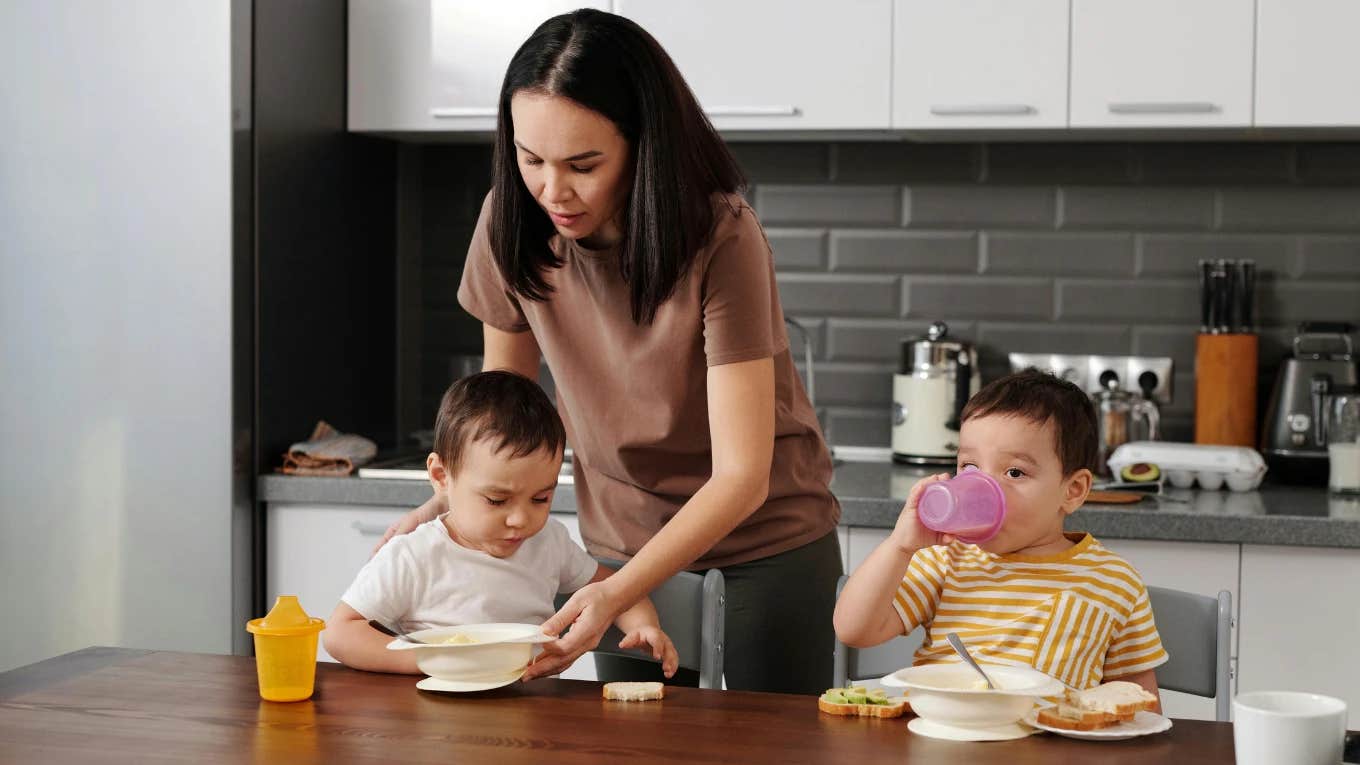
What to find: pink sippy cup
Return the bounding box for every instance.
[916,469,1007,543]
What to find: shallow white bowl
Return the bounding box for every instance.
[386,623,551,681]
[883,663,1065,729]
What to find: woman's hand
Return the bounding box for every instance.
[889,472,956,554]
[522,580,627,680]
[618,626,679,678]
[371,493,446,556]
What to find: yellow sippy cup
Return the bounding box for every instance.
[246,595,325,702]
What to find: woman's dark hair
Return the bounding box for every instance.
[432,371,567,477]
[489,8,746,324]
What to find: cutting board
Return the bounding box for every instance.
[1086,490,1146,504]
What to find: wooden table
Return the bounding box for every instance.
[0,647,1258,763]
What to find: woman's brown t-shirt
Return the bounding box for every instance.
[457,192,839,569]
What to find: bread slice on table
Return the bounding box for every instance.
[602,682,665,701]
[1036,680,1158,731]
[817,687,909,719]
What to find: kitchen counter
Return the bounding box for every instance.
[259,461,1360,549]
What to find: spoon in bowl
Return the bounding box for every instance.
[946,632,996,690]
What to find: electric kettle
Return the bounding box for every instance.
[892,321,980,465]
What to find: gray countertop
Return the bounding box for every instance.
[259,461,1360,549]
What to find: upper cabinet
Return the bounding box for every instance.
[349,0,604,132]
[350,0,1360,136]
[893,0,1069,129]
[1069,0,1255,128]
[1255,0,1360,127]
[614,0,892,131]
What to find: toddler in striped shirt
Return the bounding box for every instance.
[834,369,1166,702]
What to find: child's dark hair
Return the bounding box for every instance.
[489,8,746,325]
[432,371,566,475]
[960,368,1099,475]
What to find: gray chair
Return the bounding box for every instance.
[832,575,924,687]
[555,561,725,689]
[1147,586,1233,721]
[832,576,1234,721]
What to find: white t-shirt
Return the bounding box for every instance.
[341,515,599,632]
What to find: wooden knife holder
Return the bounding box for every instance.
[1194,333,1258,447]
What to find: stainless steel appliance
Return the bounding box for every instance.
[1092,374,1161,477]
[892,322,979,465]
[1261,322,1359,483]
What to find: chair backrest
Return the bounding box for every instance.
[832,575,924,687]
[556,561,726,689]
[832,576,1234,721]
[1147,585,1233,721]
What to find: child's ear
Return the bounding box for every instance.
[426,452,449,494]
[1060,468,1093,516]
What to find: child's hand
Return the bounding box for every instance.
[618,626,679,678]
[890,472,957,554]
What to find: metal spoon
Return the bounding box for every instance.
[946,632,996,690]
[369,620,440,645]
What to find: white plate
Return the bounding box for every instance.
[908,717,1036,742]
[415,669,525,693]
[1024,709,1173,741]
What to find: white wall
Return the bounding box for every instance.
[0,2,235,671]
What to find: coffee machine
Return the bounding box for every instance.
[892,322,980,465]
[1261,322,1358,484]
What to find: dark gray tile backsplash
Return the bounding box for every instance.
[412,141,1360,446]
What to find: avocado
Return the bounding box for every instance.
[1120,462,1161,482]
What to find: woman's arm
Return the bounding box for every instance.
[321,603,421,675]
[482,323,541,379]
[372,323,543,554]
[523,356,775,679]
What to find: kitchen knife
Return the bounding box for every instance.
[1199,260,1212,334]
[1239,259,1255,334]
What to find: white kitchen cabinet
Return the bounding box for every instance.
[349,0,604,132]
[1238,545,1360,717]
[893,0,1070,129]
[1069,0,1254,128]
[266,503,408,661]
[614,0,893,131]
[1255,0,1360,126]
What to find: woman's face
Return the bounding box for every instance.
[510,91,632,249]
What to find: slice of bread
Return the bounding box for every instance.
[602,681,665,701]
[817,687,909,719]
[1036,681,1157,731]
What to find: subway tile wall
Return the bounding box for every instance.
[414,142,1360,446]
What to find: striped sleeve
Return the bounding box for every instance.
[892,546,947,634]
[1101,580,1169,679]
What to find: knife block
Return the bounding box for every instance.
[1194,333,1258,447]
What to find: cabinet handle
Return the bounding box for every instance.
[1107,102,1219,115]
[703,105,800,117]
[430,107,498,118]
[929,104,1036,116]
[351,521,390,537]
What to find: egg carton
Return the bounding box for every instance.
[1106,441,1267,492]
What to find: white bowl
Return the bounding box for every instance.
[883,664,1065,729]
[386,623,551,681]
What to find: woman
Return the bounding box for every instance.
[380,8,841,694]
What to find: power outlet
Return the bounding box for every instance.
[1008,354,1175,406]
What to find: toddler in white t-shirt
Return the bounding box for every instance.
[324,371,678,676]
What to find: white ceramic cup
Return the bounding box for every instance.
[1233,691,1347,765]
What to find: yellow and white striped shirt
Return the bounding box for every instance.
[893,532,1168,690]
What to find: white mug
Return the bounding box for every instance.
[1233,691,1347,765]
